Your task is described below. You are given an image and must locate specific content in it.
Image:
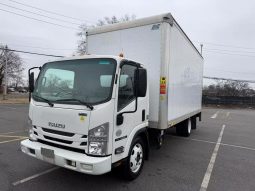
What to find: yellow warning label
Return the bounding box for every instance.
[80,116,86,122]
[160,77,166,85]
[160,76,167,94]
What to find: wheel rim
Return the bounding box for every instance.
[130,143,143,173]
[188,119,191,134]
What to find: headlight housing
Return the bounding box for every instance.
[28,117,37,141]
[88,122,109,156]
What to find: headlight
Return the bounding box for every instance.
[88,122,109,156]
[28,117,37,141]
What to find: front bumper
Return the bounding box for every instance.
[21,139,112,175]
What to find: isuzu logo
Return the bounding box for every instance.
[48,122,65,129]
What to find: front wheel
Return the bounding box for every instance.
[123,137,145,180]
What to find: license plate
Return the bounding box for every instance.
[41,148,55,163]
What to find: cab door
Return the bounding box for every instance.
[112,61,148,163]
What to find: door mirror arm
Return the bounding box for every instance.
[116,97,138,126]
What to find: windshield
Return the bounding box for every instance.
[33,58,117,105]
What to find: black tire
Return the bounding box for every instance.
[123,136,145,180]
[156,130,164,149]
[191,117,197,130]
[157,133,164,149]
[176,119,191,137]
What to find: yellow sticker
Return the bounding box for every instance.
[80,116,86,122]
[160,77,167,94]
[160,77,166,85]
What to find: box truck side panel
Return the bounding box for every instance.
[168,22,203,124]
[87,24,161,124]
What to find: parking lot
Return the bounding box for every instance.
[0,104,255,191]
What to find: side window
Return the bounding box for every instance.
[118,64,137,111]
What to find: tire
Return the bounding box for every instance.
[123,136,145,180]
[191,117,197,130]
[176,119,191,137]
[156,130,164,149]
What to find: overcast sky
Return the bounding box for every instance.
[1,0,255,86]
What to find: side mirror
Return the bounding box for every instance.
[134,68,147,97]
[29,72,35,92]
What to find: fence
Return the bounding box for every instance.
[203,96,255,106]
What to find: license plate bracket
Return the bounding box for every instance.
[41,148,55,163]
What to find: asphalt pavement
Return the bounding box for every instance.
[0,104,255,191]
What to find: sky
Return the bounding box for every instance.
[1,0,255,87]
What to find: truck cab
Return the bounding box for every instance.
[21,55,149,179]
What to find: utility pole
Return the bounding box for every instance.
[3,46,8,100]
[200,44,203,56]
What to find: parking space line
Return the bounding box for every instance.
[186,138,216,145]
[0,130,27,135]
[210,111,219,119]
[172,135,255,152]
[12,167,59,186]
[221,143,255,152]
[170,136,217,145]
[0,137,26,144]
[0,135,28,138]
[200,124,225,191]
[226,112,230,118]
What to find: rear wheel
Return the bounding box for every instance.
[123,136,145,180]
[176,119,191,137]
[191,117,197,130]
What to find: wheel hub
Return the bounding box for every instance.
[130,143,143,173]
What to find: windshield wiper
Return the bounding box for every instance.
[55,98,94,110]
[33,94,54,107]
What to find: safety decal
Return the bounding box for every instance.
[160,76,167,94]
[80,116,86,122]
[79,113,87,122]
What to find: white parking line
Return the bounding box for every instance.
[0,130,27,135]
[186,138,216,145]
[0,135,28,138]
[172,135,255,152]
[200,124,225,191]
[171,136,217,145]
[221,143,255,152]
[226,112,230,118]
[210,111,219,119]
[12,167,59,186]
[0,137,26,144]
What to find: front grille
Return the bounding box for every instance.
[80,142,87,146]
[38,139,85,154]
[42,128,75,137]
[44,135,73,144]
[34,126,88,152]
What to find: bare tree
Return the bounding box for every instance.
[77,14,136,55]
[0,45,24,89]
[203,80,254,97]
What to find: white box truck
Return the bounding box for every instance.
[21,13,203,180]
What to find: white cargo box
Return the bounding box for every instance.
[87,13,203,130]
